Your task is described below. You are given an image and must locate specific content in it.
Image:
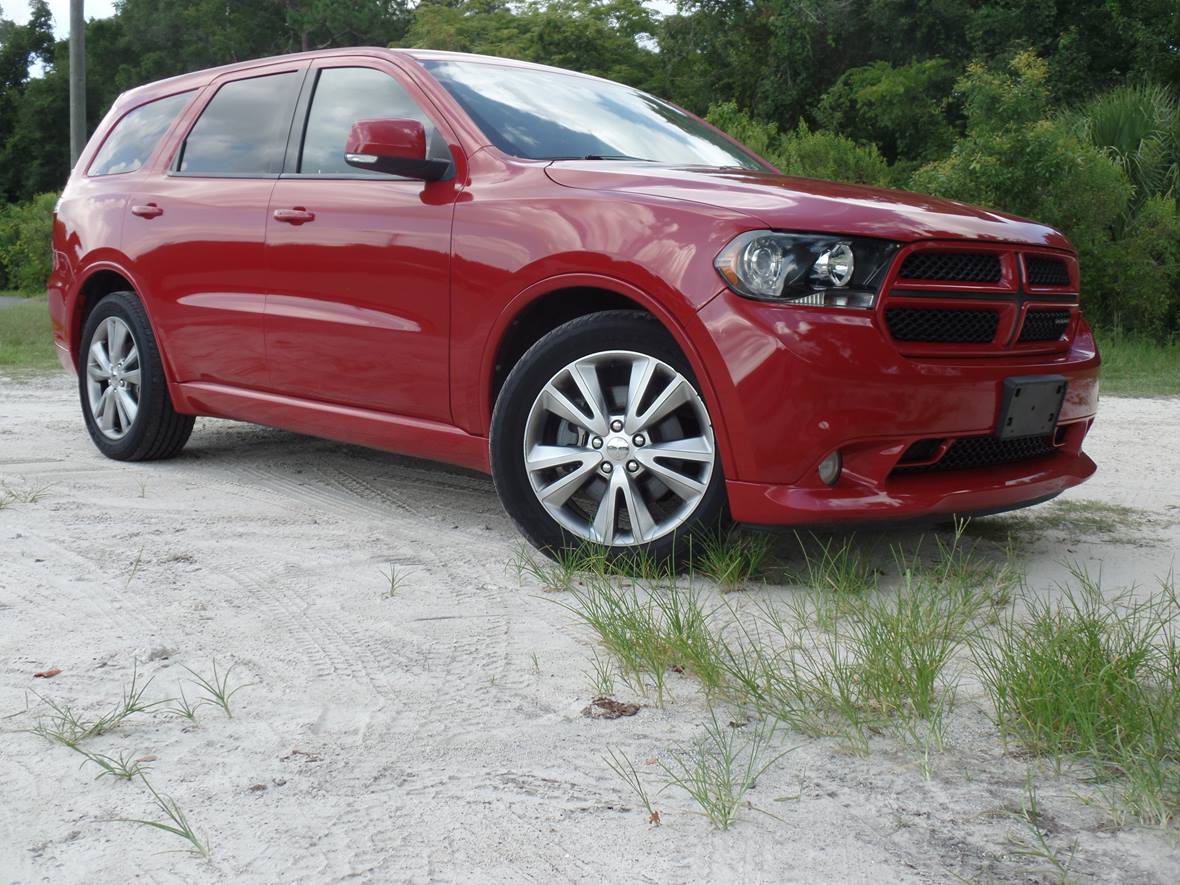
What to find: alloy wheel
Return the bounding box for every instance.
[522,350,715,546]
[86,315,141,440]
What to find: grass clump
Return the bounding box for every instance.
[692,529,769,592]
[974,567,1180,825]
[603,747,660,824]
[0,480,52,508]
[32,664,161,747]
[797,534,878,597]
[119,776,209,858]
[659,712,788,830]
[74,747,152,781]
[558,575,730,703]
[182,661,249,719]
[559,579,674,702]
[381,563,409,598]
[512,543,610,592]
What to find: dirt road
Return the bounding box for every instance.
[2,372,1177,883]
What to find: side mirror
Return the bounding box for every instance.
[344,118,450,181]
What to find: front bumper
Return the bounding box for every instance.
[696,289,1100,525]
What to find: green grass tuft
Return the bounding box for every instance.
[973,567,1180,825]
[692,529,770,592]
[658,712,789,830]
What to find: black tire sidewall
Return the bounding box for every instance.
[79,292,168,460]
[490,310,728,561]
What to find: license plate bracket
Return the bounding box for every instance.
[997,375,1067,440]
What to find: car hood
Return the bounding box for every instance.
[545,163,1072,250]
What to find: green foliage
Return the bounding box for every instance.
[1,1,1179,339]
[0,295,57,371]
[398,0,659,89]
[1068,83,1178,217]
[0,192,55,293]
[1098,332,1180,397]
[706,103,892,187]
[1107,196,1180,338]
[816,59,958,164]
[901,51,1180,337]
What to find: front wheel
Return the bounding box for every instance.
[491,310,728,562]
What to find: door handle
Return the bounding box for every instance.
[130,203,163,219]
[273,207,316,225]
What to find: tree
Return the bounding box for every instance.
[816,59,958,165]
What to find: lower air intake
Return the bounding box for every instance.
[894,434,1057,474]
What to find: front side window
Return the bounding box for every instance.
[299,67,433,175]
[423,60,766,170]
[88,91,193,176]
[177,71,301,175]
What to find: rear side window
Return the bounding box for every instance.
[177,71,301,175]
[299,67,432,175]
[88,91,192,176]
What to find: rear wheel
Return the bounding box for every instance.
[79,291,194,461]
[491,310,727,561]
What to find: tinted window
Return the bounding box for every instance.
[88,91,192,176]
[423,60,765,169]
[178,72,301,175]
[299,67,431,175]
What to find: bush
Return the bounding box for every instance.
[0,193,57,294]
[907,53,1160,336]
[816,59,959,165]
[1067,83,1177,218]
[1104,196,1180,338]
[706,102,892,187]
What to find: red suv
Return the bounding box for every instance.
[49,48,1099,559]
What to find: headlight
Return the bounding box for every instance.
[715,231,899,308]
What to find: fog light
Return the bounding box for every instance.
[818,451,842,486]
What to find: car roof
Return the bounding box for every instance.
[113,47,604,110]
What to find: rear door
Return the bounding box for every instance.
[124,61,307,389]
[262,57,460,421]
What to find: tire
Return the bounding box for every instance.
[491,310,728,562]
[78,290,194,461]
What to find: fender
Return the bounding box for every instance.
[67,258,197,415]
[476,271,739,481]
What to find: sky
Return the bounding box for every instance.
[5,1,118,37]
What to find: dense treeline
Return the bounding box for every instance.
[0,0,1178,337]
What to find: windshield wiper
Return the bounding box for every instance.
[581,154,655,161]
[544,154,656,162]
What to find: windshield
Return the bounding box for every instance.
[422,59,768,170]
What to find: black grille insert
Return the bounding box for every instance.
[899,251,1002,283]
[1019,309,1071,342]
[894,434,1057,474]
[1025,256,1071,287]
[885,307,999,343]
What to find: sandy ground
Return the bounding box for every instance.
[1,371,1178,884]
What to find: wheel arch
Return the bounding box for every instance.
[479,273,737,480]
[70,261,192,411]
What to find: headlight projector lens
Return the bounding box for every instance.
[813,243,855,287]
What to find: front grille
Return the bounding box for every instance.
[899,251,1002,284]
[1018,309,1071,342]
[895,434,1057,474]
[885,307,998,343]
[1025,256,1070,286]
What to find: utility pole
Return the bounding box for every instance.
[69,0,85,165]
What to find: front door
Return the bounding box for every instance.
[263,60,460,422]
